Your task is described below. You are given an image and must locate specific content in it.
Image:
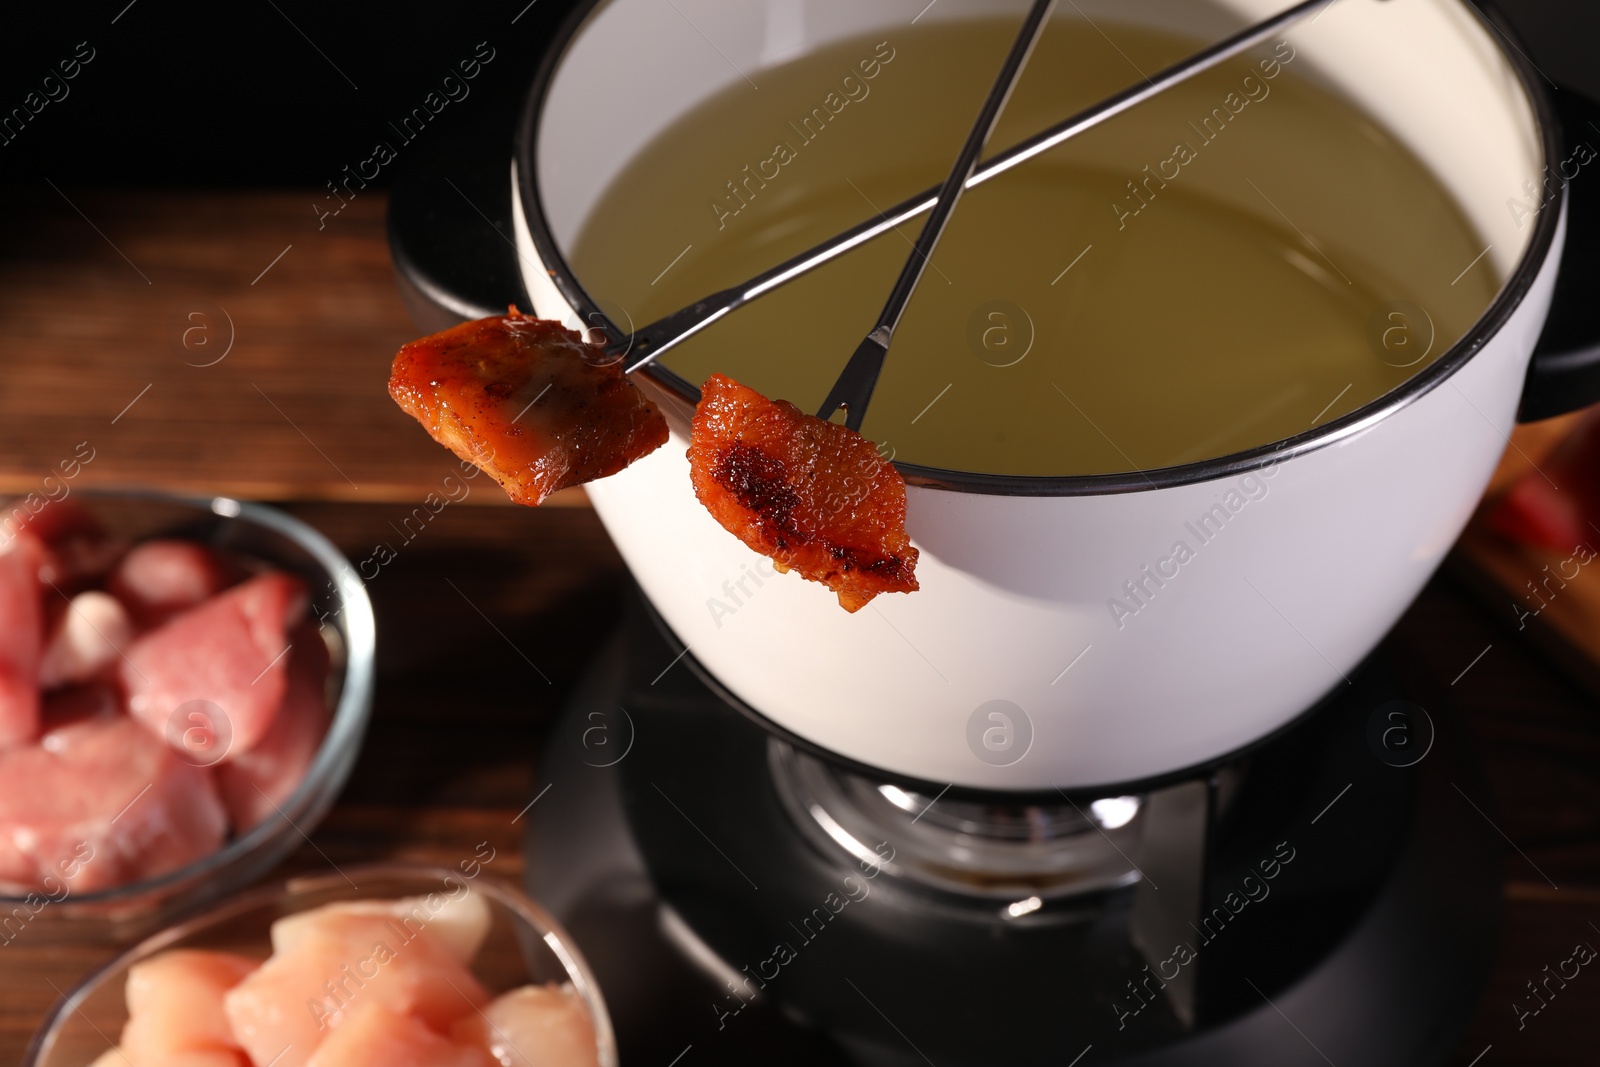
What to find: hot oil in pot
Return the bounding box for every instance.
[569,18,1499,477]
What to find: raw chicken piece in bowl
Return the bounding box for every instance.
[23,865,616,1067]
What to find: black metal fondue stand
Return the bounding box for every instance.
[519,595,1497,1067]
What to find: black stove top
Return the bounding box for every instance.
[526,591,1501,1067]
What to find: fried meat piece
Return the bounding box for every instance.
[688,374,918,612]
[389,313,669,506]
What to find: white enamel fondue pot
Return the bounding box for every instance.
[501,0,1600,792]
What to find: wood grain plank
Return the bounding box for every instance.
[0,188,588,506]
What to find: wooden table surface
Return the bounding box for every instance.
[0,190,1597,1066]
[0,186,583,506]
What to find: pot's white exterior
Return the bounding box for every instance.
[515,0,1564,789]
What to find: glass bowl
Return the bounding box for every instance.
[22,864,618,1067]
[0,490,375,943]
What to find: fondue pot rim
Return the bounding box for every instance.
[513,0,1563,498]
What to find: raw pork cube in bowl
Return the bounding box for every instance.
[23,864,617,1067]
[0,491,375,942]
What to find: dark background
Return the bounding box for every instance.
[1,0,1597,189]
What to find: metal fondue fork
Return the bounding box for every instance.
[814,0,1057,430]
[606,0,1335,383]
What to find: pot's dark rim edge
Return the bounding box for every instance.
[514,0,1564,498]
